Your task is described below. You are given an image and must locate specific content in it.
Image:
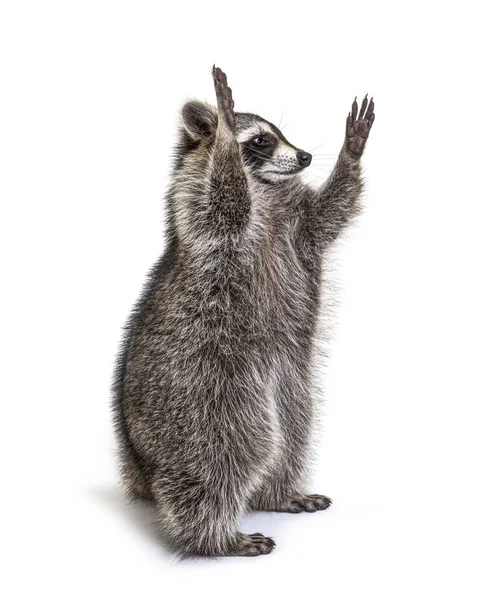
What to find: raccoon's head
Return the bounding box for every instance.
[236,113,312,183]
[180,101,312,184]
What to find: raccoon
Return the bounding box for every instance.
[112,66,375,557]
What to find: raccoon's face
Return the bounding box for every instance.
[235,113,312,183]
[180,102,312,184]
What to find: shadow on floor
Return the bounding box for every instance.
[85,484,165,550]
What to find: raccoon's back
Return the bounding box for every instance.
[112,238,179,460]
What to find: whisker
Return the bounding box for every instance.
[308,143,325,153]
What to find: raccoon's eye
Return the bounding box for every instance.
[253,136,265,145]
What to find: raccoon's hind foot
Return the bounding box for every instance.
[276,494,332,513]
[226,533,276,557]
[212,65,235,131]
[345,94,375,159]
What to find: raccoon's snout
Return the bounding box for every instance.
[297,151,312,167]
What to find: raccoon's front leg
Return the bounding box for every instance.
[207,66,251,237]
[298,95,375,254]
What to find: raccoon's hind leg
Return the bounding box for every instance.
[151,464,275,557]
[249,437,332,513]
[249,362,332,514]
[150,358,277,556]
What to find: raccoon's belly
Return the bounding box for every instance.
[247,368,286,495]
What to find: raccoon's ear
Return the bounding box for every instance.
[181,101,218,140]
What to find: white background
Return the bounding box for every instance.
[2,1,494,598]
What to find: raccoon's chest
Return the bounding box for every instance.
[254,233,313,329]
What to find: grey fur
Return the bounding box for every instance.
[112,67,374,557]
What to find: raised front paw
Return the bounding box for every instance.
[345,95,375,159]
[212,65,235,131]
[285,494,333,513]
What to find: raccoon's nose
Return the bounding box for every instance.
[297,151,312,167]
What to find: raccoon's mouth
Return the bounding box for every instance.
[265,167,304,177]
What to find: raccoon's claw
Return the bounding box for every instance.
[212,65,236,132]
[345,94,375,159]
